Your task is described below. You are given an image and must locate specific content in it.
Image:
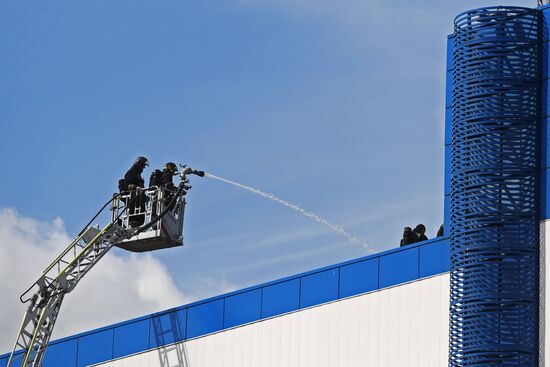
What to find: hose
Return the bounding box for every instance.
[77,194,120,237]
[20,194,122,304]
[133,182,186,235]
[20,172,198,304]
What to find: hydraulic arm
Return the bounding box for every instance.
[7,168,203,367]
[7,220,130,367]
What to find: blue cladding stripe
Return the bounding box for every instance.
[261,279,300,318]
[77,329,114,367]
[447,36,454,71]
[544,8,550,42]
[544,41,549,78]
[339,258,378,298]
[544,168,549,219]
[4,353,23,367]
[187,299,224,338]
[444,195,450,232]
[300,269,339,308]
[544,76,550,117]
[543,116,549,169]
[0,357,7,367]
[445,107,452,146]
[42,340,77,367]
[0,238,452,363]
[224,289,262,328]
[445,70,453,108]
[419,242,450,277]
[379,247,419,288]
[444,145,451,195]
[451,7,541,367]
[113,319,150,359]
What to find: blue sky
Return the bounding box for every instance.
[0,0,530,348]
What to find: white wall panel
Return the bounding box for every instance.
[95,274,450,367]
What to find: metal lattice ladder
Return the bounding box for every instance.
[7,168,201,367]
[7,223,130,367]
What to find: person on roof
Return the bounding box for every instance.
[120,156,149,227]
[400,227,416,247]
[413,224,428,242]
[437,223,444,237]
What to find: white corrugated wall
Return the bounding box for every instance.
[95,274,450,367]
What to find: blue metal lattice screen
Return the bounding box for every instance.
[450,7,541,367]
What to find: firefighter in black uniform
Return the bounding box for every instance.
[149,162,179,212]
[120,156,149,227]
[159,162,178,191]
[124,157,148,190]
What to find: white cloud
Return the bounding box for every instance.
[0,209,189,352]
[178,274,236,302]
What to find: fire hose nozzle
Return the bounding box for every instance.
[182,167,205,177]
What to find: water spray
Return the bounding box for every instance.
[204,172,371,252]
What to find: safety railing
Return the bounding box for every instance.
[111,186,183,231]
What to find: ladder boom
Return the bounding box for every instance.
[8,223,130,367]
[7,170,198,367]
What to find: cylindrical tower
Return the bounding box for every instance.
[450,7,541,366]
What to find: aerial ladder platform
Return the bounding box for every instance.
[6,167,204,367]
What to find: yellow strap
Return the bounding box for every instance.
[21,307,47,367]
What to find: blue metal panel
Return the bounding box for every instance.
[187,300,224,339]
[451,7,540,366]
[0,356,7,367]
[445,107,452,146]
[339,258,378,298]
[544,168,549,220]
[544,77,550,118]
[419,240,450,277]
[261,279,300,318]
[446,36,454,71]
[3,353,23,367]
[42,339,77,367]
[224,289,262,328]
[379,247,418,288]
[544,41,549,78]
[150,309,187,347]
[544,8,550,42]
[444,145,451,195]
[543,116,549,168]
[445,69,453,108]
[300,269,339,308]
[77,329,114,367]
[113,319,150,359]
[444,195,450,233]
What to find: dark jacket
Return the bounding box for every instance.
[159,170,176,191]
[400,227,416,247]
[437,224,444,237]
[149,169,176,190]
[124,164,145,191]
[415,232,428,242]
